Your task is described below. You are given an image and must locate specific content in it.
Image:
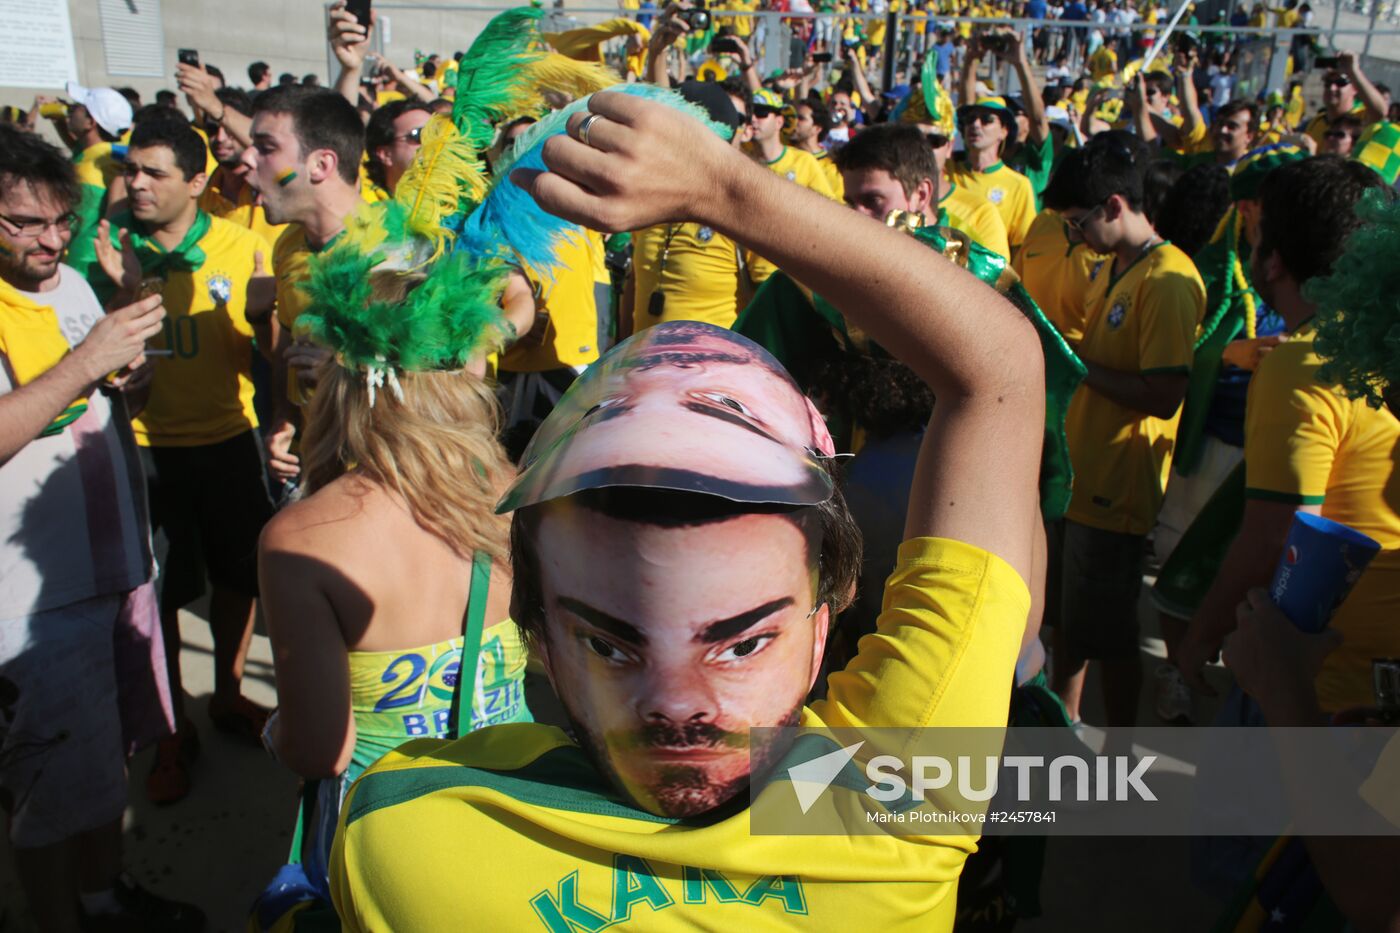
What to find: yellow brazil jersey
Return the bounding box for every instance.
[1013,209,1106,344]
[273,224,317,332]
[1088,46,1118,83]
[198,168,286,257]
[939,182,1011,261]
[812,149,844,201]
[71,142,121,190]
[1064,242,1205,535]
[632,222,749,332]
[500,230,602,373]
[331,536,1028,932]
[945,160,1036,251]
[133,217,263,447]
[751,146,839,280]
[1243,323,1400,712]
[1305,101,1371,148]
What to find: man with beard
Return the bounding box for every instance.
[241,85,364,484]
[0,122,201,933]
[330,90,1044,930]
[788,97,844,198]
[89,116,277,803]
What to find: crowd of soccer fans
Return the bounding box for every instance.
[1,0,1397,929]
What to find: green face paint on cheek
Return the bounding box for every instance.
[276,168,298,187]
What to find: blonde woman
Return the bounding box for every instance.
[256,263,536,901]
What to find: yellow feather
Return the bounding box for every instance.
[394,115,488,262]
[514,54,620,113]
[335,202,393,258]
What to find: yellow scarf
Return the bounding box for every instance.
[0,277,89,435]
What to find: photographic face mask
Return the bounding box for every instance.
[531,499,827,818]
[497,322,835,513]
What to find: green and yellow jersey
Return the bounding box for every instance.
[1064,242,1205,535]
[631,222,752,333]
[945,159,1036,251]
[66,142,122,281]
[1013,209,1105,345]
[939,182,1011,261]
[501,229,602,373]
[1244,323,1400,712]
[331,536,1028,931]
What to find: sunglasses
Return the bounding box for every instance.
[960,111,1001,126]
[925,132,950,148]
[1324,76,1352,88]
[752,105,783,119]
[1325,129,1356,140]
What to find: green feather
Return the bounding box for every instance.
[452,8,548,153]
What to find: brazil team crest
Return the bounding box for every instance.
[1107,298,1129,330]
[785,170,796,182]
[988,187,1005,204]
[207,275,233,304]
[697,226,715,243]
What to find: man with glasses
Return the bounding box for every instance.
[363,100,431,201]
[946,95,1037,253]
[1321,114,1363,157]
[1043,131,1205,738]
[0,123,206,931]
[1303,50,1387,149]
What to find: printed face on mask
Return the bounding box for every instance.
[532,499,827,818]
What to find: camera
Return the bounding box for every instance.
[709,35,743,55]
[982,33,1012,54]
[680,3,711,32]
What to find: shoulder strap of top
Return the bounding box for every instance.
[450,551,492,739]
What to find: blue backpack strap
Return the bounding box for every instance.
[450,551,492,739]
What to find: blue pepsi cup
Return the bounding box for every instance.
[1269,513,1381,633]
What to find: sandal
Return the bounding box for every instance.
[146,724,199,805]
[208,695,270,746]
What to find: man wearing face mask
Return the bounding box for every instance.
[330,89,1046,931]
[88,116,278,804]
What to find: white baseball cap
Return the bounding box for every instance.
[65,82,134,137]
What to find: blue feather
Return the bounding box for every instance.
[458,85,732,274]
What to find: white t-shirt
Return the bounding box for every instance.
[0,265,152,617]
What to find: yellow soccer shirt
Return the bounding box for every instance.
[1305,101,1372,148]
[273,224,316,332]
[631,222,749,333]
[132,216,263,447]
[1013,209,1105,344]
[331,536,1028,932]
[1243,323,1400,713]
[1088,46,1118,82]
[500,230,602,373]
[199,168,286,257]
[939,182,1011,260]
[745,147,840,285]
[945,160,1036,251]
[1064,242,1205,535]
[811,149,845,201]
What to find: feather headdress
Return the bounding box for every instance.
[299,8,729,398]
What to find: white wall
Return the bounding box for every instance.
[0,0,613,113]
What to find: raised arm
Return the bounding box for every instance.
[328,0,374,112]
[645,5,692,88]
[519,92,1044,580]
[1006,31,1050,144]
[1339,49,1388,123]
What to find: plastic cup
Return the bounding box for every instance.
[1269,513,1381,633]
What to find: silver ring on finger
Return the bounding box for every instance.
[577,112,603,148]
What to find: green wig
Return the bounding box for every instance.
[1307,188,1400,409]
